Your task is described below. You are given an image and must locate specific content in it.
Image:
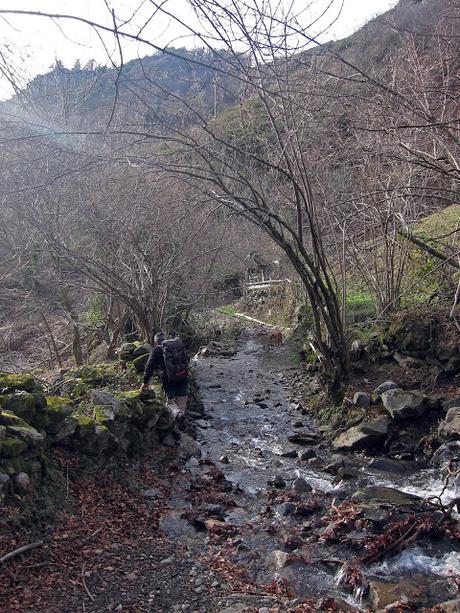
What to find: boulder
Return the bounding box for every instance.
[431,441,460,466]
[381,388,427,420]
[353,392,370,408]
[438,407,460,441]
[373,380,398,396]
[332,417,389,450]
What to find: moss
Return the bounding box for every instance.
[0,372,42,394]
[0,410,28,427]
[0,437,28,458]
[93,406,115,426]
[7,424,44,444]
[1,392,36,421]
[38,397,74,433]
[5,457,42,476]
[73,415,95,438]
[132,353,149,373]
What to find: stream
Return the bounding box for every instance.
[191,337,460,609]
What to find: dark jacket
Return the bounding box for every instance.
[143,346,168,387]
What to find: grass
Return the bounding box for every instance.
[215,304,237,316]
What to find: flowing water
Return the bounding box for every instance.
[192,338,460,608]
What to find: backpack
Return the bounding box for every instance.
[162,338,189,382]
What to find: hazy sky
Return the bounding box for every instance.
[0,0,398,97]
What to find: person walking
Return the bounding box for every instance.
[140,331,189,427]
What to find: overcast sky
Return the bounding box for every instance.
[0,0,398,98]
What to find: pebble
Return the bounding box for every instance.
[259,608,270,613]
[160,556,174,565]
[211,580,220,588]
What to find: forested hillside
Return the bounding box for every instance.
[0,0,458,380]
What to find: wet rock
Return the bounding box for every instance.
[288,432,318,445]
[298,449,316,460]
[332,417,389,450]
[367,457,418,475]
[438,407,460,440]
[292,476,312,493]
[333,466,362,482]
[353,485,422,507]
[373,380,398,396]
[270,475,286,488]
[353,392,370,408]
[368,579,423,610]
[381,388,427,420]
[280,449,298,458]
[431,441,460,466]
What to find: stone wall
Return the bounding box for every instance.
[0,370,172,503]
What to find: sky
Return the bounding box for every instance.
[0,0,399,98]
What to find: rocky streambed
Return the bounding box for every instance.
[185,337,460,611]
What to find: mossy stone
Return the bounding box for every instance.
[133,345,150,358]
[1,392,36,421]
[0,372,42,394]
[74,414,96,438]
[0,410,28,427]
[39,397,74,433]
[132,353,149,373]
[7,424,44,444]
[0,437,27,458]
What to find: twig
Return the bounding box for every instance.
[81,562,95,602]
[0,540,43,565]
[81,527,103,543]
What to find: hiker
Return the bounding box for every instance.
[140,331,189,424]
